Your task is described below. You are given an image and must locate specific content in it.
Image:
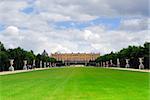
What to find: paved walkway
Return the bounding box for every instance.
[0,66,149,75]
[0,68,50,75]
[106,67,150,73]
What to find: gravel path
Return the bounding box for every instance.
[0,68,50,75]
[0,67,149,75]
[106,67,150,72]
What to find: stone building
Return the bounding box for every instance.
[51,53,100,65]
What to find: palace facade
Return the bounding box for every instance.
[51,53,100,65]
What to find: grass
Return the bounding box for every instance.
[0,67,149,100]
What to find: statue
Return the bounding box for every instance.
[40,61,42,68]
[44,62,46,68]
[23,60,27,70]
[125,59,130,68]
[139,58,144,69]
[117,58,120,67]
[9,59,14,71]
[110,60,113,67]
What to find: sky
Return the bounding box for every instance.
[0,0,149,55]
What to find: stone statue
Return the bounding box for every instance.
[40,61,42,68]
[117,58,120,67]
[106,61,109,67]
[44,62,46,68]
[33,60,36,67]
[139,58,144,69]
[103,62,105,67]
[110,60,113,66]
[9,59,14,71]
[49,62,52,67]
[23,60,27,70]
[47,62,49,67]
[125,59,130,68]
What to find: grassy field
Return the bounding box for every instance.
[0,67,149,100]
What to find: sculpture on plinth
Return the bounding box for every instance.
[9,59,14,71]
[32,60,36,68]
[47,62,49,68]
[23,60,27,70]
[117,58,120,67]
[44,62,46,68]
[40,61,42,68]
[125,59,130,68]
[106,61,109,67]
[110,60,113,67]
[139,58,144,69]
[103,62,105,67]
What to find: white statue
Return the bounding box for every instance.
[40,61,42,68]
[117,58,120,67]
[9,59,14,71]
[33,60,35,67]
[44,62,46,68]
[23,60,27,70]
[106,61,109,67]
[139,58,144,69]
[110,60,113,66]
[125,59,130,68]
[103,62,105,67]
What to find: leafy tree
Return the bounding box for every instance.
[96,42,150,69]
[0,51,9,71]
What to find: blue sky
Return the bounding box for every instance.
[53,17,121,30]
[0,0,149,54]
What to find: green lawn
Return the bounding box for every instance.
[0,67,149,100]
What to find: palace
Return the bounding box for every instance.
[51,53,100,65]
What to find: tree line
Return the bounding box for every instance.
[0,42,56,71]
[95,42,150,69]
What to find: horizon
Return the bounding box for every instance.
[1,41,148,56]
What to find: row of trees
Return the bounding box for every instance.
[96,42,150,69]
[0,42,56,71]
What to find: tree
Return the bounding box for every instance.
[0,51,9,71]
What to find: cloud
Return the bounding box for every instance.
[119,18,148,31]
[0,0,149,55]
[5,26,19,36]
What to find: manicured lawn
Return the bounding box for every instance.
[0,67,149,100]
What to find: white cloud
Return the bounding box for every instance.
[119,18,148,31]
[5,26,19,36]
[0,0,149,55]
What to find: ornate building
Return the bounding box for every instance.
[51,53,100,65]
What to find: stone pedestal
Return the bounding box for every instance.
[23,60,27,70]
[139,58,144,69]
[117,58,120,67]
[9,59,14,71]
[85,62,87,66]
[110,60,113,67]
[125,59,130,68]
[40,61,42,68]
[47,62,50,68]
[49,62,52,67]
[33,60,36,68]
[106,61,109,67]
[44,62,46,68]
[103,62,106,67]
[65,62,67,66]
